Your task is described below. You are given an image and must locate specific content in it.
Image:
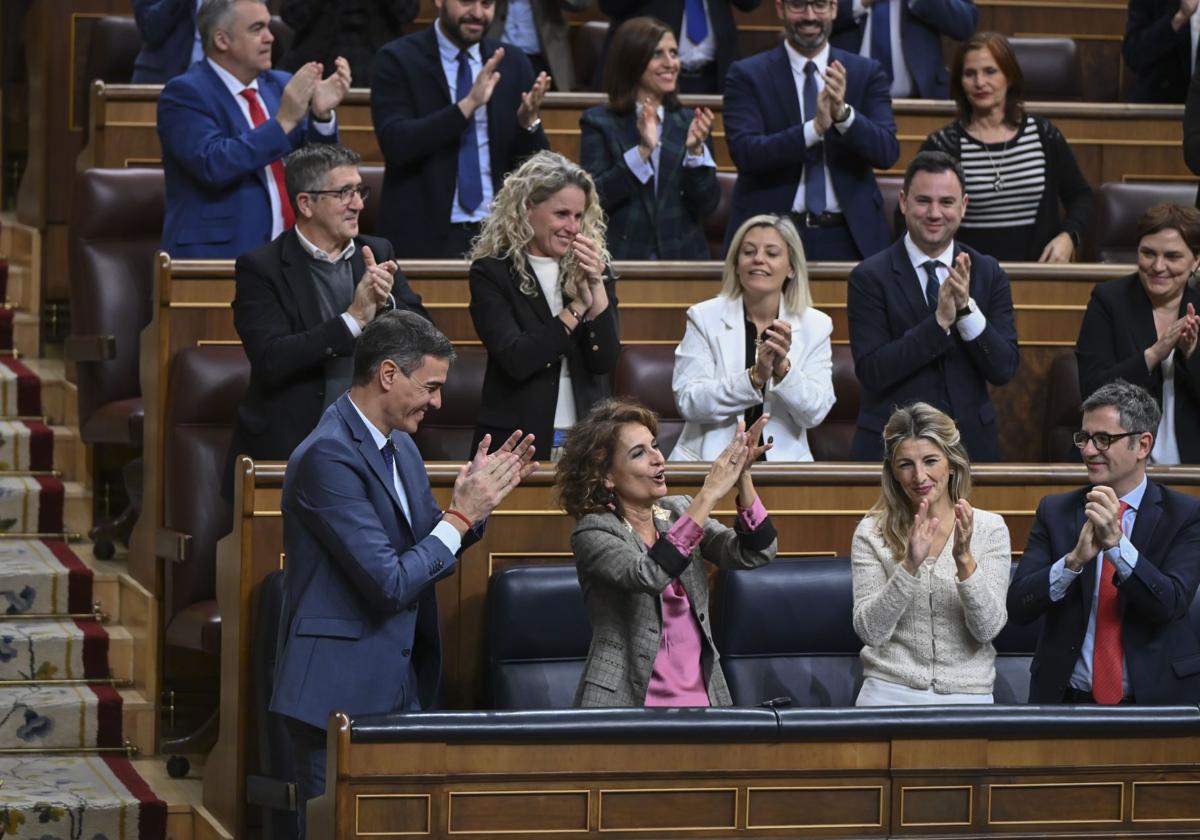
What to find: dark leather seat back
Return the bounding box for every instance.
[162,346,250,648]
[705,172,737,258]
[569,21,610,94]
[358,166,384,238]
[612,344,684,456]
[808,345,860,461]
[993,563,1042,704]
[1010,37,1083,100]
[1086,182,1197,262]
[713,557,863,707]
[484,564,591,709]
[85,16,139,85]
[69,168,164,443]
[1043,350,1082,461]
[878,176,903,241]
[411,346,488,461]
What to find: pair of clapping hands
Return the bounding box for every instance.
[347,246,398,328]
[905,497,977,580]
[1147,302,1200,368]
[278,58,352,132]
[445,430,540,530]
[636,100,715,159]
[933,252,974,331]
[458,47,551,130]
[1064,485,1131,571]
[751,320,793,390]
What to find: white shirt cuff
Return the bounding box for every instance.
[804,119,820,148]
[955,299,987,342]
[833,105,855,132]
[683,145,716,168]
[312,112,338,135]
[1048,555,1079,602]
[431,519,463,556]
[341,311,363,337]
[622,146,655,183]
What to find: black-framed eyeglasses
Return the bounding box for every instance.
[1072,430,1144,451]
[305,184,370,205]
[782,0,833,11]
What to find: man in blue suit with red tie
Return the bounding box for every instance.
[156,0,351,259]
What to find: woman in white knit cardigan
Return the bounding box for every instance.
[851,403,1012,705]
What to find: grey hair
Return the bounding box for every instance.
[352,310,455,386]
[1081,379,1162,442]
[720,214,811,316]
[197,0,268,53]
[283,144,362,212]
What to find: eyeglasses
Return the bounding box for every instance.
[782,0,833,12]
[305,184,371,205]
[1072,430,1144,451]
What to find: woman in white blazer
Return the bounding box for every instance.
[671,214,835,461]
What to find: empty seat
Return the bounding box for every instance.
[1010,37,1083,101]
[878,175,903,242]
[993,564,1041,704]
[713,557,863,707]
[704,172,737,259]
[807,345,860,461]
[569,21,609,94]
[1086,181,1198,262]
[84,16,140,85]
[612,344,684,456]
[410,346,487,460]
[483,564,591,709]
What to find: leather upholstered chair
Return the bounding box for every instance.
[807,344,860,461]
[158,345,250,750]
[84,16,140,85]
[569,21,609,94]
[1085,181,1198,262]
[713,557,863,707]
[483,564,591,709]
[704,172,737,258]
[878,176,903,242]
[612,344,685,456]
[1009,37,1083,101]
[68,168,164,555]
[410,346,487,461]
[1043,350,1083,461]
[357,165,384,239]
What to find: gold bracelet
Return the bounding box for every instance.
[748,367,764,390]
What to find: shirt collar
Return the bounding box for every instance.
[435,18,481,65]
[207,56,258,98]
[294,225,356,263]
[903,232,955,276]
[784,40,830,77]
[1119,476,1148,513]
[348,395,390,450]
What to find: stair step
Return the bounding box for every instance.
[63,480,91,539]
[12,311,36,360]
[50,423,86,484]
[0,685,151,753]
[15,357,76,428]
[0,620,131,682]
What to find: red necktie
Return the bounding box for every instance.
[239,88,295,230]
[1091,500,1129,704]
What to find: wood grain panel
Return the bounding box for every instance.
[899,785,973,827]
[355,793,431,836]
[746,785,885,829]
[599,788,737,831]
[448,790,590,833]
[988,780,1123,824]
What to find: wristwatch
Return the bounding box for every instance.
[955,303,973,322]
[525,117,543,133]
[834,104,852,123]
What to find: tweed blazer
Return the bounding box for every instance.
[579,105,721,260]
[571,495,777,707]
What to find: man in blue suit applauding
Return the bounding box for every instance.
[722,0,899,260]
[157,0,351,259]
[271,310,538,837]
[847,150,1018,461]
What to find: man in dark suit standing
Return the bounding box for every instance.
[133,0,202,83]
[722,0,899,259]
[1122,0,1195,103]
[371,0,552,258]
[831,0,978,99]
[847,150,1018,460]
[1008,380,1200,704]
[224,143,429,498]
[271,311,537,837]
[157,0,351,259]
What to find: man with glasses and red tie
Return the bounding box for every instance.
[157,0,351,259]
[222,144,430,500]
[1008,379,1200,705]
[722,0,899,259]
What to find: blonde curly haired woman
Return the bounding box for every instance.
[468,151,620,460]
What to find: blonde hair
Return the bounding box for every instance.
[720,214,811,316]
[469,151,610,299]
[868,402,973,559]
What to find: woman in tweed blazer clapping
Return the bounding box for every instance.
[555,398,777,707]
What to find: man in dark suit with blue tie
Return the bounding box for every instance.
[1008,380,1200,704]
[156,0,351,259]
[847,150,1018,460]
[831,0,978,99]
[370,0,552,259]
[722,0,899,260]
[270,310,537,837]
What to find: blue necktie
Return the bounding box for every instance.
[685,0,709,45]
[923,261,941,312]
[802,62,827,216]
[381,440,396,476]
[456,50,483,214]
[871,0,894,83]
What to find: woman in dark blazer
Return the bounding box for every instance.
[579,16,721,260]
[1076,203,1200,464]
[557,399,776,707]
[468,151,620,460]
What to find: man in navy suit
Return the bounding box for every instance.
[1008,380,1200,704]
[371,0,552,258]
[156,0,351,259]
[847,150,1018,461]
[831,0,978,99]
[722,0,899,260]
[270,310,537,837]
[133,0,202,83]
[1122,0,1195,103]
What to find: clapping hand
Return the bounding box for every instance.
[570,234,608,317]
[685,106,714,156]
[310,56,351,120]
[1146,302,1200,367]
[637,98,660,159]
[518,71,551,129]
[904,498,940,576]
[951,499,977,580]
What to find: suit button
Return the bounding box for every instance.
[545,362,553,369]
[592,345,599,351]
[698,612,705,621]
[402,648,411,657]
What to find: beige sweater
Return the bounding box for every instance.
[851,509,1012,695]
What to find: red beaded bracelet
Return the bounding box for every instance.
[444,508,473,530]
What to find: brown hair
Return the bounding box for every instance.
[1135,202,1200,254]
[555,398,660,519]
[949,32,1025,127]
[603,17,681,114]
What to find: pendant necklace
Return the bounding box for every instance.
[978,132,1013,193]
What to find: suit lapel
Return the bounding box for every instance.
[337,395,409,522]
[512,257,555,323]
[420,27,452,103]
[654,111,689,216]
[891,241,930,324]
[768,46,802,127]
[280,231,327,331]
[1124,277,1159,364]
[1130,481,1164,567]
[390,432,425,537]
[715,296,747,378]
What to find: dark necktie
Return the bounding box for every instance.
[922,260,941,313]
[802,62,827,216]
[381,440,396,479]
[870,0,894,83]
[685,0,709,45]
[239,88,295,229]
[1092,500,1129,704]
[455,50,484,213]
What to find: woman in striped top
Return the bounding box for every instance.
[919,32,1092,263]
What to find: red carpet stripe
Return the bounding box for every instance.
[25,419,53,470]
[35,474,64,533]
[103,756,168,840]
[0,355,41,416]
[76,619,110,679]
[45,539,94,614]
[90,684,124,748]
